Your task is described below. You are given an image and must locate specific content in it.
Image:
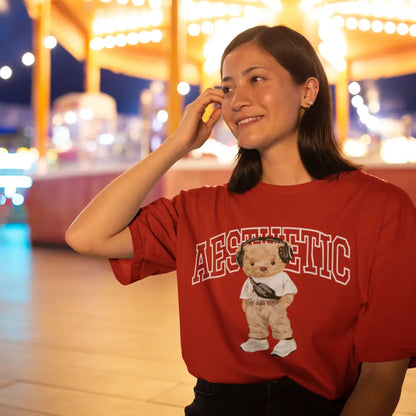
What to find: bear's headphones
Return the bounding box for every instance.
[236,236,293,267]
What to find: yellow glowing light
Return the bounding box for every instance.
[214,19,227,33]
[397,23,409,36]
[149,0,162,8]
[64,111,77,125]
[361,134,371,145]
[177,81,191,95]
[90,37,104,50]
[29,147,40,160]
[300,0,322,11]
[408,138,416,162]
[104,35,116,48]
[80,108,95,120]
[371,20,383,33]
[93,18,105,35]
[16,147,29,154]
[46,149,58,162]
[22,52,35,66]
[198,1,213,19]
[188,23,200,36]
[201,21,214,34]
[331,15,344,29]
[346,17,358,30]
[358,18,371,31]
[115,33,128,47]
[381,137,409,164]
[52,114,64,126]
[384,21,396,34]
[127,32,140,45]
[213,2,227,16]
[348,81,361,95]
[228,4,241,17]
[343,138,368,158]
[150,29,163,42]
[357,104,370,118]
[138,30,150,43]
[191,138,238,164]
[44,35,57,49]
[0,65,12,80]
[157,110,168,123]
[262,0,281,12]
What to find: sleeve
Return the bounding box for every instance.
[354,188,416,367]
[282,273,298,295]
[240,279,251,299]
[109,197,179,285]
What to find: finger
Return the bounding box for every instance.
[200,107,222,141]
[197,88,224,108]
[206,106,222,127]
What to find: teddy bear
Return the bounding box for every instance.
[236,237,298,357]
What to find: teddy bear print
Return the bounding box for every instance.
[236,237,298,358]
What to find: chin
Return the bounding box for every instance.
[236,138,265,150]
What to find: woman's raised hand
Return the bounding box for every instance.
[65,88,224,259]
[169,88,224,155]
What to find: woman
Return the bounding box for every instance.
[66,25,415,415]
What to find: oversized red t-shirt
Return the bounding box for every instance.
[110,170,416,400]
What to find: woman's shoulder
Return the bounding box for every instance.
[176,183,231,199]
[170,183,232,208]
[340,169,415,209]
[341,169,409,194]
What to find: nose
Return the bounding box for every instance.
[260,266,267,272]
[231,85,251,111]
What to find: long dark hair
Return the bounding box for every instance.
[221,25,356,193]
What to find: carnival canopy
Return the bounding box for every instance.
[23,0,416,84]
[20,0,416,156]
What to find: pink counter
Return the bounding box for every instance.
[26,162,416,245]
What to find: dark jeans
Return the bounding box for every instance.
[184,377,346,416]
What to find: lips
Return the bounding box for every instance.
[235,116,263,126]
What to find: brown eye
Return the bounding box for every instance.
[250,262,254,266]
[271,261,275,265]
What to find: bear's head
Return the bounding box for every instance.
[236,237,293,278]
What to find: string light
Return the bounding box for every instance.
[371,20,384,32]
[177,81,190,95]
[22,52,35,66]
[348,81,361,95]
[0,66,12,80]
[44,35,57,49]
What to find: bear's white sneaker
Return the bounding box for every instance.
[270,339,297,357]
[240,338,269,352]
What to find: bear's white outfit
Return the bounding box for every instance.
[240,273,298,356]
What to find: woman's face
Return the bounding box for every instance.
[221,42,305,153]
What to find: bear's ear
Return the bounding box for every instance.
[236,247,244,267]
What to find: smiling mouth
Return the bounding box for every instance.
[236,116,263,126]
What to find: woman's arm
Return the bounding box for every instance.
[65,88,223,259]
[341,358,410,416]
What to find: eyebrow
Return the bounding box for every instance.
[221,66,268,83]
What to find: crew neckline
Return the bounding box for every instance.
[252,170,357,194]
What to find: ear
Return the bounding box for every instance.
[301,77,319,109]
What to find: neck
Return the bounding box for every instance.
[260,143,313,186]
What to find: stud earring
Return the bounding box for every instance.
[308,101,314,107]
